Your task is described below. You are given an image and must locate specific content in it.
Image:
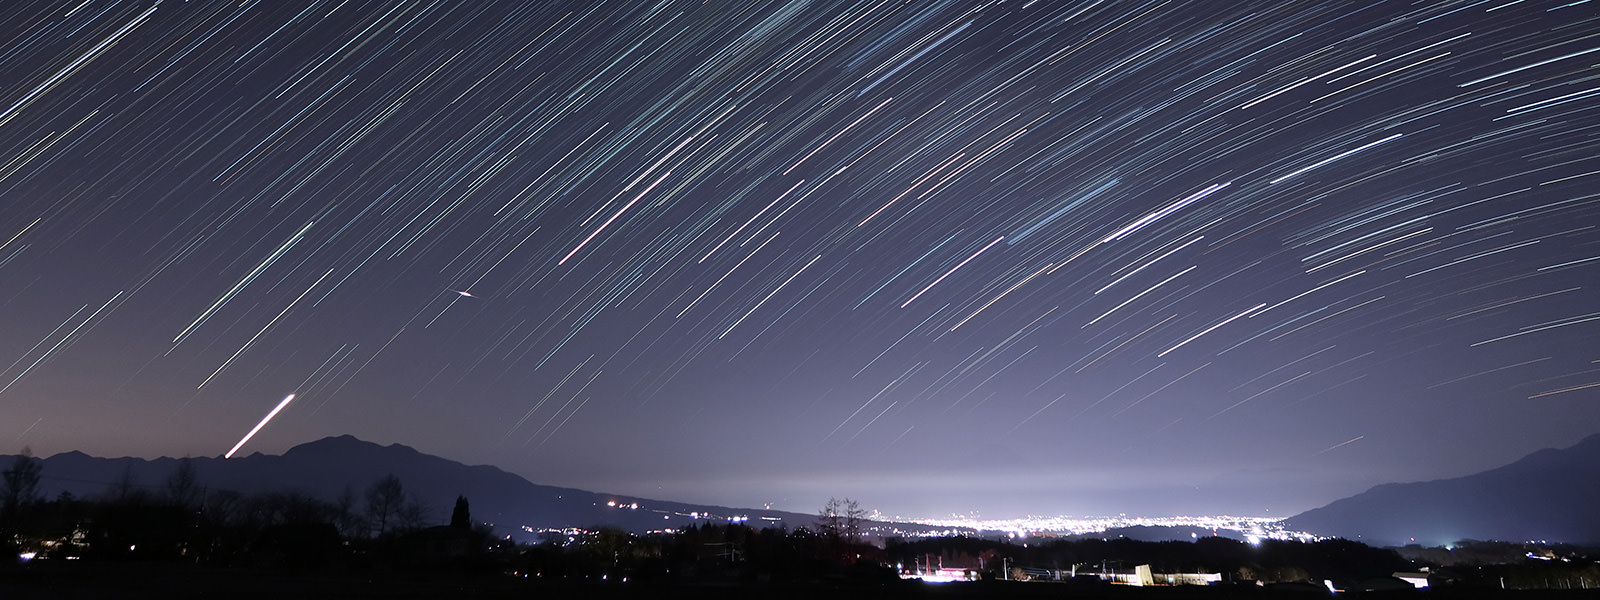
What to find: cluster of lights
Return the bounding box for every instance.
[521,525,595,546]
[522,526,593,535]
[523,508,1322,546]
[602,499,756,524]
[549,501,777,532]
[899,514,1318,542]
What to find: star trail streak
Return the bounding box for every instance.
[1,0,1597,518]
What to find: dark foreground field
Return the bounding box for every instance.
[3,563,1596,600]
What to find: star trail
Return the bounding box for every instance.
[2,0,1597,517]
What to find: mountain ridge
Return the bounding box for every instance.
[9,435,906,539]
[1286,434,1600,546]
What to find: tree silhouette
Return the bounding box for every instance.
[450,495,470,528]
[396,498,428,532]
[2,449,41,510]
[842,497,865,544]
[1,448,42,537]
[164,457,201,508]
[108,464,145,504]
[332,485,363,538]
[817,497,842,538]
[815,496,868,564]
[364,474,405,537]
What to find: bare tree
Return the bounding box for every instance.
[332,485,364,538]
[815,497,865,541]
[842,497,865,544]
[816,497,842,539]
[204,489,244,529]
[396,498,428,533]
[164,457,201,508]
[2,448,42,530]
[108,464,145,504]
[364,474,405,537]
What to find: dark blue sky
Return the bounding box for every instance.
[2,0,1597,519]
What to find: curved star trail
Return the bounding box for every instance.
[1,0,1596,517]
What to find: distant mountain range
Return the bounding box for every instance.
[9,435,948,539]
[1287,434,1600,547]
[17,434,1598,547]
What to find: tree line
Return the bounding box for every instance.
[1,451,480,571]
[7,452,1596,591]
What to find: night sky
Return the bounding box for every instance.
[3,0,1598,519]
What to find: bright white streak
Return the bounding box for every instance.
[1312,435,1365,456]
[225,394,296,458]
[785,97,892,173]
[1095,236,1203,294]
[1459,44,1600,87]
[0,218,40,253]
[0,291,123,395]
[1306,227,1430,273]
[1269,134,1402,185]
[1158,303,1267,358]
[1236,55,1375,110]
[198,268,334,388]
[559,171,670,265]
[174,220,315,347]
[1255,269,1365,316]
[1088,265,1197,326]
[0,5,158,128]
[719,254,822,339]
[680,232,780,318]
[700,180,803,263]
[950,262,1053,331]
[901,236,1004,308]
[1103,183,1228,243]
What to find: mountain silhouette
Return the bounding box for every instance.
[1286,434,1600,546]
[10,435,879,538]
